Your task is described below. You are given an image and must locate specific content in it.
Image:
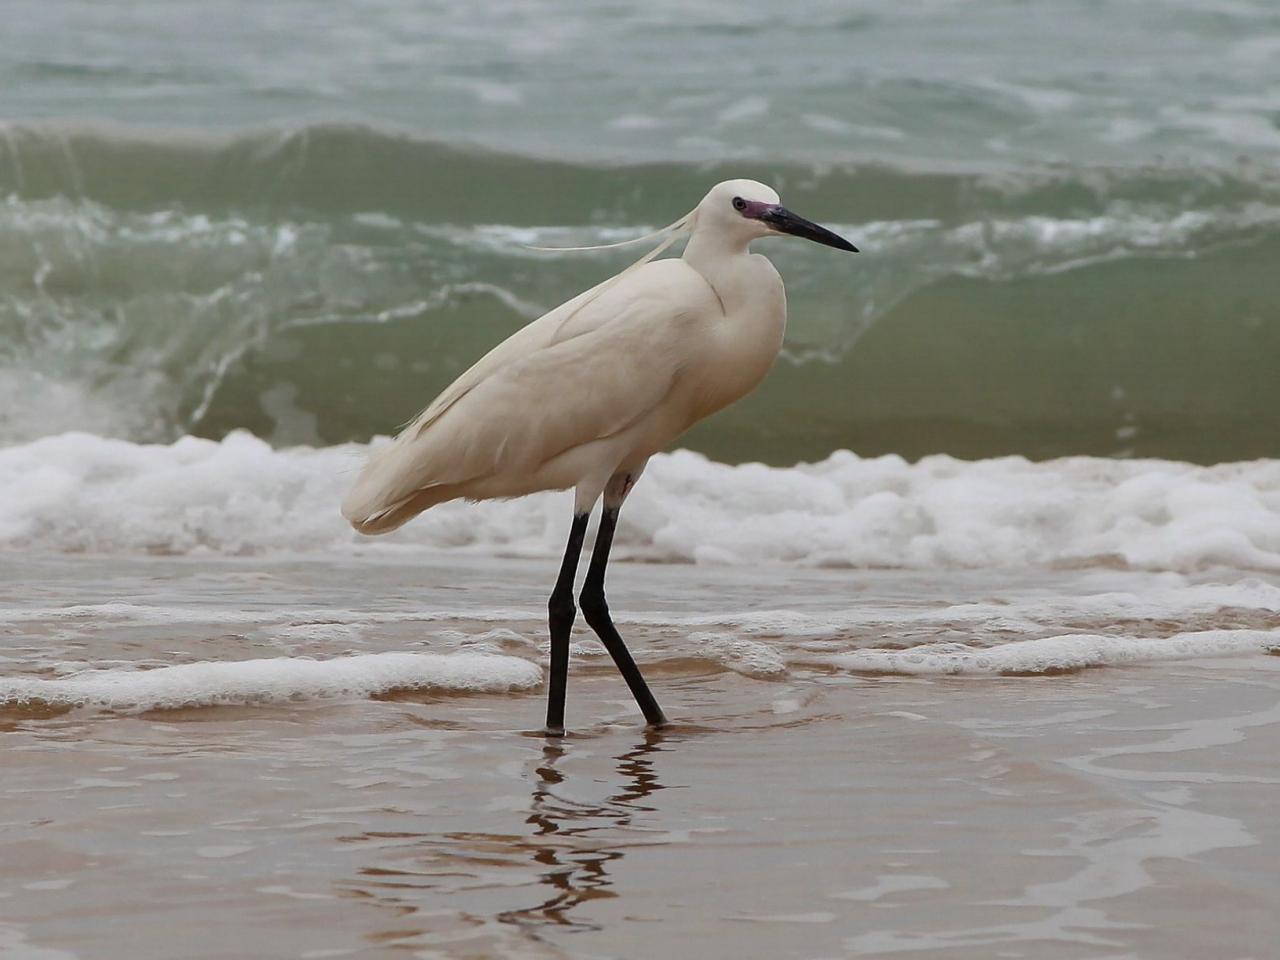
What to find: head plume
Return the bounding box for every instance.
[524,212,695,255]
[526,209,699,323]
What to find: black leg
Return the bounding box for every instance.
[579,504,667,727]
[545,513,589,736]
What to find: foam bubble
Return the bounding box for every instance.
[824,630,1280,676]
[0,652,543,713]
[628,580,1280,638]
[689,632,789,679]
[2,433,1279,572]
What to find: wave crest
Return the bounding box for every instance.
[2,121,1279,461]
[2,432,1278,571]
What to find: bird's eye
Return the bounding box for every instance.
[732,196,747,212]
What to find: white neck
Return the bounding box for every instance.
[681,226,752,278]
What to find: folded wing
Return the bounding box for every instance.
[342,258,715,530]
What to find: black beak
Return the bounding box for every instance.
[759,206,858,252]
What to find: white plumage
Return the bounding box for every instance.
[341,178,856,733]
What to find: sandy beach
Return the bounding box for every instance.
[3,554,1278,959]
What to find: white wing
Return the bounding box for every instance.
[342,257,718,527]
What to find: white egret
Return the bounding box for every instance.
[342,179,857,734]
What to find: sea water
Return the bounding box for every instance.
[4,1,1280,956]
[2,552,1279,958]
[2,0,1280,461]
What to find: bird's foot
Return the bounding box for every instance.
[541,724,567,738]
[645,711,669,729]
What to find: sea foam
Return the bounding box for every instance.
[824,630,1280,676]
[0,652,542,713]
[2,432,1278,571]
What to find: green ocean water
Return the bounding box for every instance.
[3,0,1279,462]
[5,14,1280,956]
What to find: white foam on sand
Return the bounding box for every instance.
[0,652,543,712]
[689,632,790,679]
[629,579,1280,638]
[0,580,1275,639]
[823,630,1280,676]
[2,432,1279,571]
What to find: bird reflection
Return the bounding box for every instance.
[497,729,668,932]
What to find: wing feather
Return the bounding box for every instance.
[342,259,714,526]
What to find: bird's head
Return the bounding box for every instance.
[694,179,858,253]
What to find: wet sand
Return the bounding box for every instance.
[2,555,1279,959]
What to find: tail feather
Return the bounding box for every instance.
[342,482,457,535]
[341,433,458,535]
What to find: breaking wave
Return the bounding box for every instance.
[2,121,1279,463]
[3,431,1278,571]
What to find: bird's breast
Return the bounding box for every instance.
[682,259,787,422]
